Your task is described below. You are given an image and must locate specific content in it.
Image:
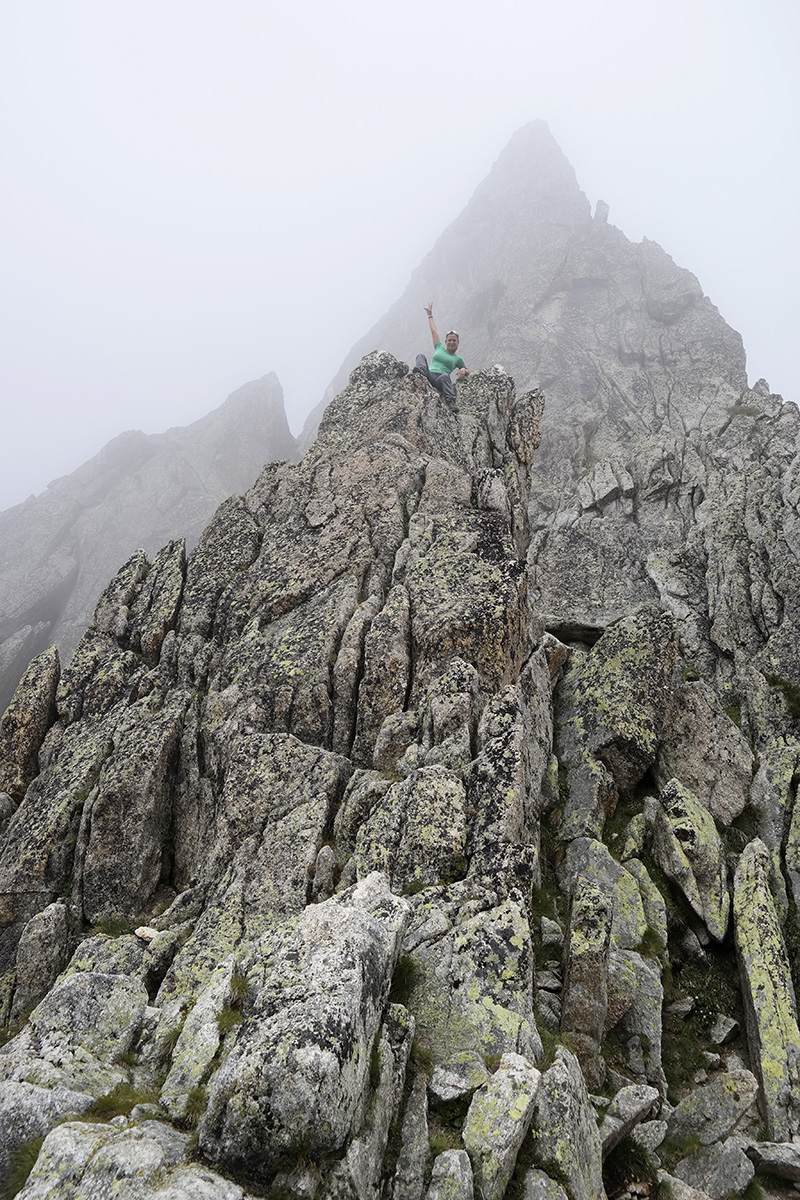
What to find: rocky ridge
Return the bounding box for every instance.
[0,373,297,715]
[1,123,800,1200]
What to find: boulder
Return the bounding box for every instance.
[530,1047,607,1200]
[557,607,678,792]
[198,873,410,1173]
[393,1073,429,1200]
[598,1083,660,1155]
[557,839,647,950]
[665,1070,758,1145]
[462,1052,540,1200]
[654,679,753,823]
[0,646,59,801]
[560,876,612,1089]
[0,971,149,1096]
[519,1170,569,1200]
[746,1140,800,1181]
[652,778,729,942]
[354,766,468,893]
[0,1080,93,1183]
[401,886,541,1065]
[673,1136,755,1199]
[10,901,71,1022]
[425,1149,474,1200]
[733,839,800,1141]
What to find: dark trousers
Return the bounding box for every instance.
[415,354,456,403]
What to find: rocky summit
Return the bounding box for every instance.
[1,124,800,1200]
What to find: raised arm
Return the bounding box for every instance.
[424,302,441,348]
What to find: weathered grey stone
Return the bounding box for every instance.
[630,1119,667,1154]
[666,1070,757,1145]
[656,1171,715,1200]
[74,696,189,924]
[160,958,235,1120]
[530,1047,607,1200]
[556,606,678,792]
[11,1118,251,1199]
[10,901,71,1022]
[655,679,753,823]
[429,1053,490,1104]
[0,1081,93,1182]
[673,1136,755,1198]
[462,1052,540,1200]
[401,886,541,1065]
[311,843,335,902]
[598,1084,660,1155]
[557,838,647,951]
[355,766,468,893]
[733,839,800,1142]
[198,873,410,1174]
[425,1149,474,1200]
[560,876,612,1090]
[537,968,561,992]
[150,1164,257,1197]
[0,646,59,801]
[536,991,561,1033]
[393,1073,429,1200]
[405,508,527,702]
[1,971,149,1096]
[329,1002,415,1200]
[352,584,412,766]
[558,751,617,842]
[623,857,668,953]
[0,715,114,975]
[606,950,666,1093]
[652,778,729,942]
[746,1140,800,1181]
[781,739,800,914]
[466,664,551,882]
[540,917,563,949]
[519,1170,569,1200]
[159,732,351,1002]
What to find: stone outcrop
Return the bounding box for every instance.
[1,123,800,1199]
[0,374,297,713]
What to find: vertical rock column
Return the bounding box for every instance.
[560,876,612,1091]
[733,838,800,1140]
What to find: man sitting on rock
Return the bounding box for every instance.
[414,302,469,406]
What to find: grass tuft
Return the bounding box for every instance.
[182,1086,208,1129]
[86,1082,159,1119]
[216,1005,243,1035]
[603,1137,658,1195]
[1,1136,43,1200]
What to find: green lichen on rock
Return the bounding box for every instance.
[733,838,800,1141]
[557,606,678,792]
[652,778,729,942]
[462,1051,540,1200]
[0,646,60,801]
[402,888,541,1066]
[354,766,468,893]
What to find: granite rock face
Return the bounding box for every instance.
[0,374,297,713]
[1,124,800,1200]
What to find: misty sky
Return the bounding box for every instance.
[2,1,798,512]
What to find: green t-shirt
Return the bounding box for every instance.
[430,342,465,375]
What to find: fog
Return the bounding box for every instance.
[1,0,797,511]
